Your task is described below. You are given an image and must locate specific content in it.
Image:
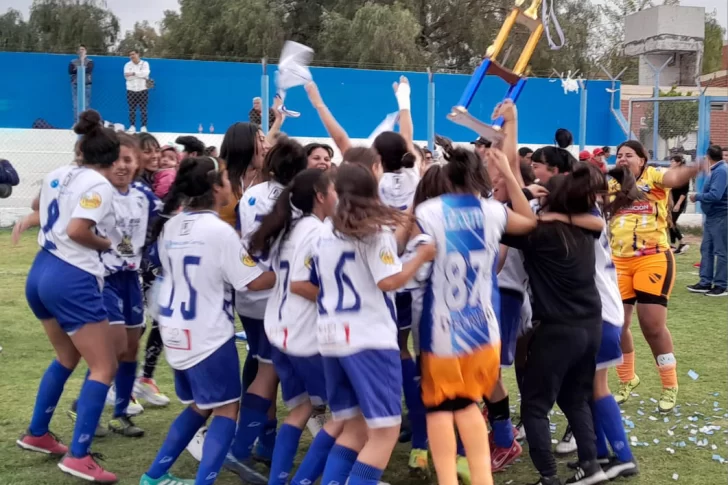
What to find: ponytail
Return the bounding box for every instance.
[605,165,644,218]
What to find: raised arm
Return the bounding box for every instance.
[305,82,352,154]
[393,76,417,161]
[492,100,523,187]
[485,148,536,235]
[266,96,285,146]
[661,164,699,189]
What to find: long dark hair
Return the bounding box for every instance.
[221,122,260,197]
[555,128,573,149]
[150,157,226,242]
[413,164,451,208]
[373,131,416,172]
[343,147,379,172]
[305,143,334,160]
[74,110,119,167]
[616,140,649,175]
[248,169,332,258]
[332,163,410,240]
[605,165,645,218]
[544,162,607,215]
[532,146,576,174]
[262,138,308,186]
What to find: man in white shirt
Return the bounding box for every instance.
[124,50,151,134]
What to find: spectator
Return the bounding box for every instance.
[69,44,93,122]
[470,136,491,161]
[668,155,690,254]
[723,147,728,163]
[554,128,573,149]
[590,148,608,173]
[124,49,151,134]
[154,145,180,199]
[578,150,591,162]
[175,136,205,159]
[0,159,19,198]
[204,146,219,157]
[601,146,611,160]
[688,145,728,296]
[519,146,533,164]
[248,97,276,129]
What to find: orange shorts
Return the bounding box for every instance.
[613,252,676,306]
[420,343,501,409]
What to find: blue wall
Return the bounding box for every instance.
[0,52,624,145]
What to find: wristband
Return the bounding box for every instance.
[396,83,411,111]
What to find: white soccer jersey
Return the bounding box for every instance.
[157,211,263,370]
[416,194,506,357]
[498,246,529,293]
[315,225,402,356]
[378,168,420,210]
[38,165,116,278]
[102,183,161,274]
[595,221,623,327]
[265,215,322,356]
[236,181,285,318]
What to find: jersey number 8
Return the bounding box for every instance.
[444,249,489,312]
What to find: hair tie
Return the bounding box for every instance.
[289,192,304,220]
[208,156,219,173]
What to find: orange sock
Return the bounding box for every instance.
[616,351,635,383]
[658,363,678,389]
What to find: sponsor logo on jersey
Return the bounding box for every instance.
[621,200,654,215]
[79,191,102,209]
[379,248,395,265]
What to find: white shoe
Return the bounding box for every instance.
[127,126,136,134]
[278,105,301,118]
[186,426,207,462]
[306,407,329,437]
[133,377,171,407]
[140,126,148,133]
[106,385,144,416]
[555,426,577,455]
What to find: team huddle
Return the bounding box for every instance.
[12,77,700,485]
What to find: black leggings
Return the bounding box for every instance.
[127,89,149,128]
[143,321,163,379]
[670,210,684,244]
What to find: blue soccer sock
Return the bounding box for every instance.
[320,444,358,485]
[401,357,428,450]
[147,407,207,479]
[268,423,303,485]
[291,428,336,485]
[457,435,466,457]
[489,396,514,448]
[28,360,74,436]
[196,416,236,485]
[70,379,109,457]
[348,461,384,485]
[595,395,634,462]
[255,417,278,460]
[591,403,609,458]
[113,361,137,418]
[231,393,271,461]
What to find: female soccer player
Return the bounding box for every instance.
[609,141,698,411]
[225,138,308,481]
[101,133,161,437]
[140,156,275,485]
[315,163,435,485]
[18,109,121,483]
[247,168,342,485]
[305,143,334,171]
[413,147,536,485]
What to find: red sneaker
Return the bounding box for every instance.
[491,440,523,473]
[58,453,118,484]
[694,262,701,268]
[16,431,68,456]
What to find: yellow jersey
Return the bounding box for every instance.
[609,166,670,258]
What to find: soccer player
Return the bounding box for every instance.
[140,156,275,485]
[18,110,121,483]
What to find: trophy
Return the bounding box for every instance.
[448,0,544,142]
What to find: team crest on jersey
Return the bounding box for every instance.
[50,179,59,188]
[379,249,395,265]
[117,234,134,256]
[304,255,313,270]
[269,187,283,200]
[79,192,102,209]
[248,197,257,206]
[242,253,257,267]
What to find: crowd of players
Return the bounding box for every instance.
[11,75,702,485]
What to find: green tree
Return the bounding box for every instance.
[702,13,726,75]
[0,9,35,52]
[116,21,159,57]
[27,0,120,53]
[642,86,699,153]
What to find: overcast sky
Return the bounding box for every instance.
[1,0,725,40]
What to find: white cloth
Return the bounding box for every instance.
[124,60,150,92]
[366,112,399,146]
[277,41,314,93]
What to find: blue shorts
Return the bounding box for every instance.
[395,293,412,331]
[499,289,523,367]
[241,316,272,363]
[323,349,402,429]
[271,347,327,409]
[174,337,242,410]
[26,249,106,334]
[104,271,145,328]
[596,321,623,370]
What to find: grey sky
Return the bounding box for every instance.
[1,0,726,41]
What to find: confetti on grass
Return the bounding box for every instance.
[688,370,699,380]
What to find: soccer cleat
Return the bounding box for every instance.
[58,452,118,484]
[278,105,301,118]
[529,476,563,485]
[706,287,728,297]
[306,406,328,437]
[659,387,678,412]
[491,439,522,472]
[687,283,712,293]
[133,377,170,407]
[567,457,609,470]
[603,456,639,479]
[252,440,272,468]
[223,452,268,485]
[108,416,144,438]
[674,243,689,254]
[456,455,471,485]
[555,426,577,455]
[186,426,206,462]
[68,402,109,438]
[615,375,640,405]
[106,386,145,415]
[408,448,430,479]
[140,473,195,485]
[565,460,609,485]
[16,430,68,456]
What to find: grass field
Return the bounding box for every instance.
[0,231,726,485]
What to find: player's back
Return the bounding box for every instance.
[595,220,623,327]
[416,194,507,357]
[38,165,115,277]
[378,168,419,210]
